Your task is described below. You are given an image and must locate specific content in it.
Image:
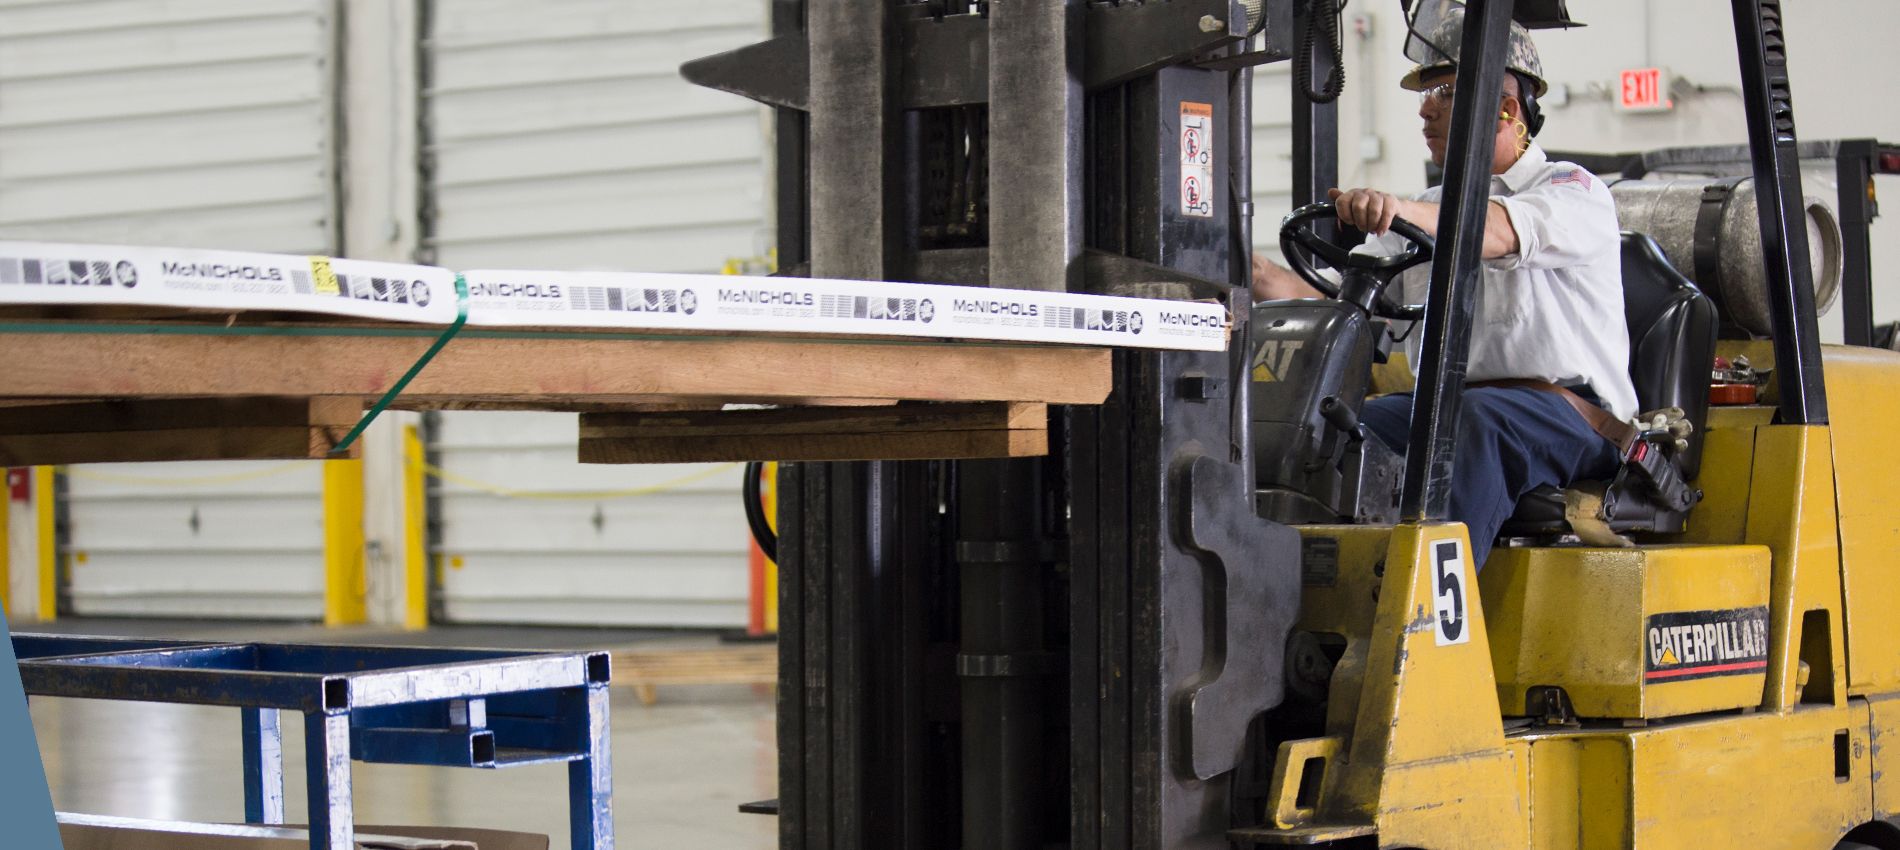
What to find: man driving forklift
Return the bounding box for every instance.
[1253,10,1635,568]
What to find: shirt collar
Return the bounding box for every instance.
[1493,144,1548,194]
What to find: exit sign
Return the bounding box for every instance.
[1619,67,1673,112]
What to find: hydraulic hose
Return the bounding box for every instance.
[1295,0,1347,104]
[743,461,778,563]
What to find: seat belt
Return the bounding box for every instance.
[1474,378,1702,521]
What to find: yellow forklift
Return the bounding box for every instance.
[690,0,1899,847]
[1233,2,1900,847]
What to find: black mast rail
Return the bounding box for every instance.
[1399,0,1517,522]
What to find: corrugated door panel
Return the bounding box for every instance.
[0,0,339,620]
[423,0,765,627]
[433,412,750,628]
[424,0,769,272]
[63,462,326,619]
[0,0,338,253]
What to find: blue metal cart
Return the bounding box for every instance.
[14,633,613,850]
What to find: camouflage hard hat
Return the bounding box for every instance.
[1400,1,1549,97]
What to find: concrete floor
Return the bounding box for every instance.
[22,619,779,850]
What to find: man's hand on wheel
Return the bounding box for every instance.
[1327,187,1411,236]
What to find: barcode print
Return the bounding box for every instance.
[335,274,414,304]
[0,256,119,286]
[1044,306,1083,329]
[570,286,609,312]
[639,289,679,312]
[1043,306,1136,333]
[1089,310,1135,333]
[568,286,686,313]
[815,295,925,321]
[819,294,854,319]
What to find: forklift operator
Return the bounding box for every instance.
[1253,17,1637,568]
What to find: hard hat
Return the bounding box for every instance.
[1400,1,1549,97]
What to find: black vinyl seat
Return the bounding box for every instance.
[1499,232,1718,537]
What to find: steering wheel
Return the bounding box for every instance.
[1278,202,1434,321]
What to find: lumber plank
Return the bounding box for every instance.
[0,325,1112,406]
[612,645,778,706]
[0,397,363,465]
[578,402,1048,463]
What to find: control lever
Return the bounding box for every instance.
[1319,395,1364,441]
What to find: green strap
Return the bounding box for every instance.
[329,275,470,454]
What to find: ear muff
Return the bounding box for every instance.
[1511,70,1547,137]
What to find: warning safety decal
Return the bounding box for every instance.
[1179,102,1215,219]
[1644,607,1770,683]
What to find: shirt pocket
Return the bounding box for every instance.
[1476,276,1527,328]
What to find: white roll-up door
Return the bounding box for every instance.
[421,0,771,270]
[0,0,341,619]
[422,0,768,627]
[0,0,340,251]
[62,462,327,619]
[431,413,752,628]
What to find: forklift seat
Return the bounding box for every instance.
[1498,232,1718,538]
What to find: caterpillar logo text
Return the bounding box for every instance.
[1644,607,1770,682]
[1251,340,1303,382]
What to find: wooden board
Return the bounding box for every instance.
[0,397,363,465]
[0,324,1111,406]
[0,321,1110,464]
[579,402,1049,463]
[611,644,777,706]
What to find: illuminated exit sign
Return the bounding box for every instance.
[1619,67,1673,112]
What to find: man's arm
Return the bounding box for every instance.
[1252,252,1325,301]
[1327,187,1520,259]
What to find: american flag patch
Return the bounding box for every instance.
[1552,168,1593,189]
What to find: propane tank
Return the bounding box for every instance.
[1610,177,1841,336]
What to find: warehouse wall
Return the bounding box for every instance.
[1316,0,1900,338]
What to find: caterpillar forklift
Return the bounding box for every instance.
[686,0,1900,847]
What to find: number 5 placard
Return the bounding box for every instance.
[1431,539,1470,646]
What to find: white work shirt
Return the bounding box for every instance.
[1367,144,1638,420]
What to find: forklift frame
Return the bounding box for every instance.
[686,0,1843,847]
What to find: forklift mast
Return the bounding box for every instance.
[689,2,1305,847]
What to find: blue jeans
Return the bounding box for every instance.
[1360,386,1623,569]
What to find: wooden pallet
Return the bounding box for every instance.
[0,320,1111,464]
[611,644,777,706]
